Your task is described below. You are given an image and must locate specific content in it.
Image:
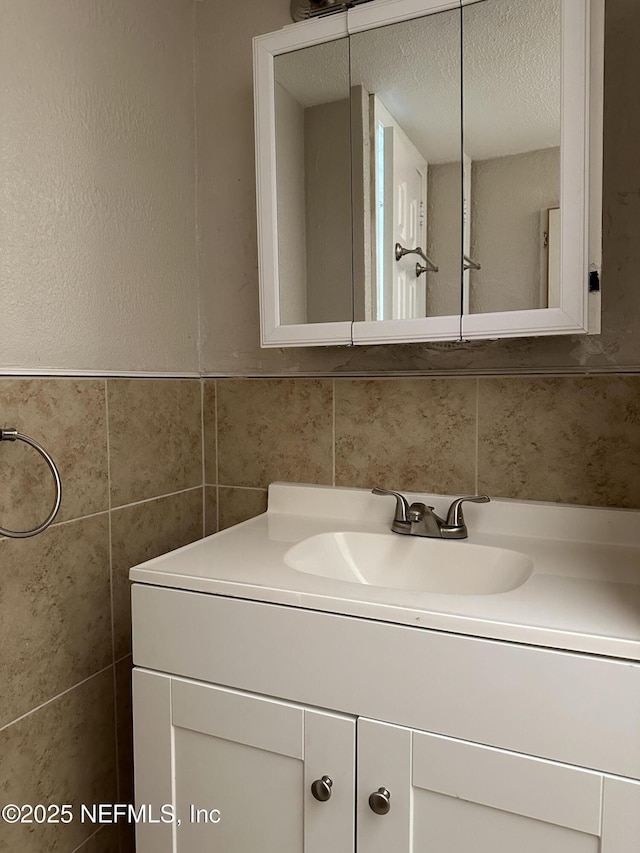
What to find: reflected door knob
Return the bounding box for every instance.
[311,775,333,801]
[369,787,391,815]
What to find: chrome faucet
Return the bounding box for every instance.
[372,488,490,540]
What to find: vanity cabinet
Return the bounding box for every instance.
[132,587,640,853]
[134,668,640,853]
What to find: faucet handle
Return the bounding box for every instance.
[445,495,490,528]
[372,488,410,523]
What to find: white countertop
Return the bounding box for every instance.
[130,483,640,660]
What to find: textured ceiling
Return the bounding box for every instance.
[275,0,561,162]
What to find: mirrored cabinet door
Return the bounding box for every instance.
[275,37,352,326]
[460,0,603,340]
[461,0,561,317]
[349,1,464,344]
[254,14,354,346]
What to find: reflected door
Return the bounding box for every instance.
[349,4,463,338]
[373,98,427,320]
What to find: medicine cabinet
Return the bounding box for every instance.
[253,0,603,347]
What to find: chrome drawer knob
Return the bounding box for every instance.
[311,775,333,802]
[369,787,391,815]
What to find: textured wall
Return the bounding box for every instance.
[1,0,198,374]
[275,84,308,325]
[470,147,560,314]
[304,99,352,323]
[426,161,462,318]
[197,0,640,375]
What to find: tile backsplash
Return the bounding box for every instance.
[334,378,477,494]
[205,375,640,516]
[216,379,334,489]
[477,376,640,507]
[1,371,639,852]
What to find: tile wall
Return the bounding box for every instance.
[205,376,640,518]
[2,372,639,852]
[0,378,204,853]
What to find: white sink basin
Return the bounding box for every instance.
[284,531,533,595]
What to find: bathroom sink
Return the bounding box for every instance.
[284,531,533,595]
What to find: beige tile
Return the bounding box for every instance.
[108,378,202,508]
[0,669,117,853]
[0,378,107,531]
[219,487,268,531]
[217,379,333,488]
[205,485,218,535]
[0,515,111,728]
[111,489,203,659]
[76,825,121,853]
[203,379,217,485]
[478,376,640,508]
[335,378,477,494]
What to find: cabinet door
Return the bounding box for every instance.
[357,719,639,853]
[133,669,355,853]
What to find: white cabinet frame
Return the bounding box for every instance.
[253,14,353,347]
[253,0,603,347]
[460,0,604,340]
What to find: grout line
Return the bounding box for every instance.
[114,652,133,667]
[200,379,206,538]
[215,379,220,533]
[110,486,203,515]
[3,485,206,539]
[105,379,122,807]
[215,484,268,492]
[0,664,114,735]
[332,379,336,487]
[17,508,110,531]
[475,377,480,495]
[70,826,104,853]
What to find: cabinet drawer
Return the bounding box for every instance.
[133,584,640,778]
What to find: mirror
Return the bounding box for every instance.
[349,8,462,323]
[462,0,561,317]
[253,0,602,348]
[274,37,352,325]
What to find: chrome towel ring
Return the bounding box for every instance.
[0,428,62,539]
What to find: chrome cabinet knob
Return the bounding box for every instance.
[368,787,391,815]
[311,775,333,802]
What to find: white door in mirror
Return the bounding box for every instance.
[372,96,428,321]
